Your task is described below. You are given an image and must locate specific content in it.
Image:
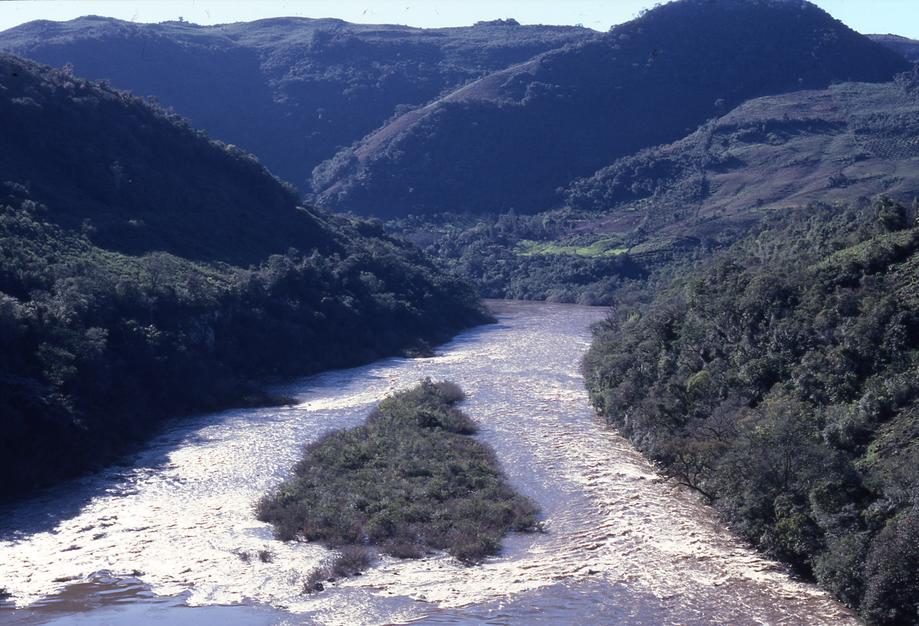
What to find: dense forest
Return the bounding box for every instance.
[0,16,592,190]
[0,54,487,501]
[386,212,647,304]
[583,200,919,625]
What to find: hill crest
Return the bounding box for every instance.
[0,15,595,191]
[313,0,910,217]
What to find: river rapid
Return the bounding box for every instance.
[0,301,855,625]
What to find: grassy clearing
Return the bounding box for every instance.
[257,380,539,590]
[515,238,629,258]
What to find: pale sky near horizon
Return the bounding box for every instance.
[0,0,916,39]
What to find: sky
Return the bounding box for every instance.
[0,0,916,39]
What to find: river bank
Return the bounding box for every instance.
[0,302,854,625]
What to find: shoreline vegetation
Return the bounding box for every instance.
[583,201,919,625]
[0,54,490,503]
[256,380,539,592]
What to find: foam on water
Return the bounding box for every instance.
[0,302,855,625]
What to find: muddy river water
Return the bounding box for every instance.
[0,302,855,625]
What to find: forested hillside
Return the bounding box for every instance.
[0,54,330,265]
[386,65,919,305]
[583,200,919,625]
[0,16,592,191]
[0,54,487,501]
[315,0,909,217]
[2,0,918,616]
[386,212,647,305]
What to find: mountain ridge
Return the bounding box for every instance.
[0,52,330,265]
[0,15,595,191]
[870,34,919,62]
[565,74,919,244]
[313,0,910,217]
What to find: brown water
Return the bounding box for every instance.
[0,301,855,625]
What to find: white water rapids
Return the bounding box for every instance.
[0,302,855,625]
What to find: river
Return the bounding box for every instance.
[0,301,855,625]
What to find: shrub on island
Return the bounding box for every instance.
[257,379,539,588]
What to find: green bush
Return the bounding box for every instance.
[257,380,539,579]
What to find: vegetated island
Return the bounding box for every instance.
[257,380,539,592]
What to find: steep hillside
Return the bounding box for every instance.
[566,72,919,243]
[314,0,909,217]
[0,16,593,191]
[0,54,487,501]
[871,34,919,62]
[0,53,330,265]
[383,69,919,306]
[584,202,919,625]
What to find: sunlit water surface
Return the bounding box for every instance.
[0,302,855,625]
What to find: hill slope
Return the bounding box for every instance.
[871,34,919,62]
[0,54,487,501]
[0,16,593,191]
[384,70,919,307]
[565,72,919,243]
[584,202,919,625]
[314,0,909,217]
[0,53,330,265]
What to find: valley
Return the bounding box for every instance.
[0,303,856,626]
[1,0,918,624]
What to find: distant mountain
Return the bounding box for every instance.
[871,34,919,62]
[382,66,919,308]
[314,0,910,217]
[566,73,919,244]
[0,16,593,191]
[0,53,486,500]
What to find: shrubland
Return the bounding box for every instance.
[257,380,539,588]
